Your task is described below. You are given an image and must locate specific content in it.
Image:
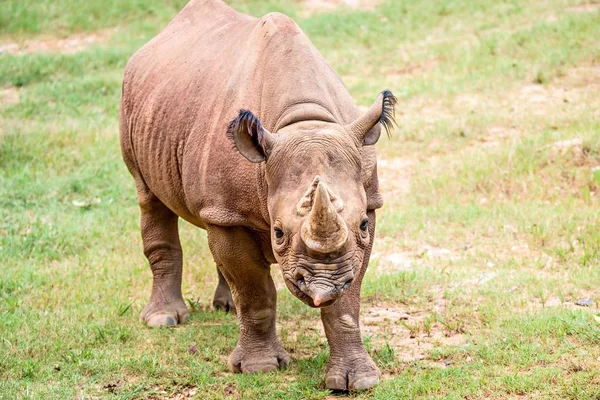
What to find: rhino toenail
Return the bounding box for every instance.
[326,375,348,390]
[350,376,379,390]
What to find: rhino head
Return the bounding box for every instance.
[227,91,396,308]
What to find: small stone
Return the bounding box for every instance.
[575,298,593,307]
[53,364,61,371]
[444,360,452,367]
[188,344,197,355]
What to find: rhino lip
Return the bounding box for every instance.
[287,279,313,305]
[287,278,339,308]
[310,298,336,308]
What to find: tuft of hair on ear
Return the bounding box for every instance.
[379,90,398,138]
[226,109,267,157]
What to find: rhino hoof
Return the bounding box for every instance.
[326,372,379,391]
[141,301,189,327]
[147,314,176,327]
[212,297,236,314]
[350,374,380,390]
[325,375,347,390]
[228,344,290,373]
[325,355,381,391]
[212,286,236,313]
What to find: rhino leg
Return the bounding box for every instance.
[207,225,289,373]
[138,194,189,327]
[212,268,236,313]
[321,210,380,390]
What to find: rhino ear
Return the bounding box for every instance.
[345,90,397,146]
[227,109,276,163]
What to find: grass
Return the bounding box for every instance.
[1,0,600,398]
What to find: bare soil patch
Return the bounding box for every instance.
[377,156,412,197]
[495,64,600,119]
[278,298,464,363]
[362,302,465,362]
[373,250,415,273]
[389,63,600,152]
[166,386,199,399]
[1,87,20,107]
[389,58,439,78]
[566,3,600,13]
[371,242,459,275]
[0,30,113,55]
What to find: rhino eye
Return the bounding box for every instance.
[274,227,284,239]
[360,218,369,232]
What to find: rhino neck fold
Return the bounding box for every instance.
[256,162,271,229]
[274,102,338,132]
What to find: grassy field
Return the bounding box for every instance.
[1,0,600,398]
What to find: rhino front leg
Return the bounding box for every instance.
[138,195,189,327]
[321,210,380,390]
[207,225,289,373]
[212,268,236,313]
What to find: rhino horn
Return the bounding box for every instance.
[300,181,348,253]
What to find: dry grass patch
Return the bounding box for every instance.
[1,87,19,106]
[362,299,466,362]
[377,156,412,198]
[566,3,600,13]
[299,0,381,16]
[0,29,113,55]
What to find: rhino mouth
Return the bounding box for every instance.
[286,279,339,308]
[281,251,361,308]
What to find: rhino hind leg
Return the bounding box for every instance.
[207,225,290,373]
[321,210,380,390]
[212,269,236,313]
[138,193,189,327]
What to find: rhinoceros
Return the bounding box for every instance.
[119,0,396,390]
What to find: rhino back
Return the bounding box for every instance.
[120,0,376,229]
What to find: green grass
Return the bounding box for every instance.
[2,0,600,398]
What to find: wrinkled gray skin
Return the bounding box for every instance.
[119,0,395,391]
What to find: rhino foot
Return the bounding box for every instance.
[212,286,236,314]
[228,342,290,373]
[325,354,381,391]
[212,269,236,313]
[140,300,189,327]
